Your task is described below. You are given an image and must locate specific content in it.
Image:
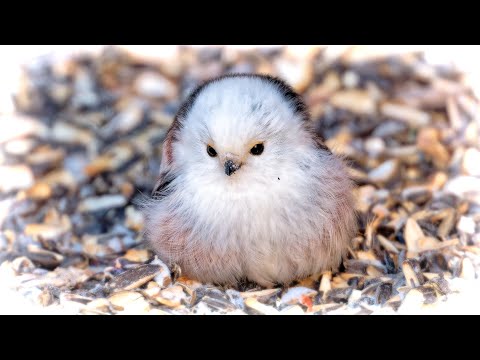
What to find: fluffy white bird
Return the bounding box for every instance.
[142,74,357,287]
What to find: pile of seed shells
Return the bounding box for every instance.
[1,46,479,315]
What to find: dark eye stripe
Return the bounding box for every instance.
[250,143,264,155]
[207,145,217,157]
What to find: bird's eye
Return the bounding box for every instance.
[207,145,217,157]
[250,143,264,155]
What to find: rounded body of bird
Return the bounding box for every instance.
[143,74,357,287]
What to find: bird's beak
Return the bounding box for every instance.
[224,159,240,176]
[223,153,241,176]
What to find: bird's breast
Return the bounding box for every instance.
[177,171,320,247]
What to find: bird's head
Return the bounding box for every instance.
[162,74,327,190]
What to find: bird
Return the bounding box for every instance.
[142,73,357,288]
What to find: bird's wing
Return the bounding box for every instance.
[152,124,178,199]
[151,170,175,199]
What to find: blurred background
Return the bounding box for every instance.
[2,45,480,114]
[0,45,479,315]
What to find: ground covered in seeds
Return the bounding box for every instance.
[1,46,480,314]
